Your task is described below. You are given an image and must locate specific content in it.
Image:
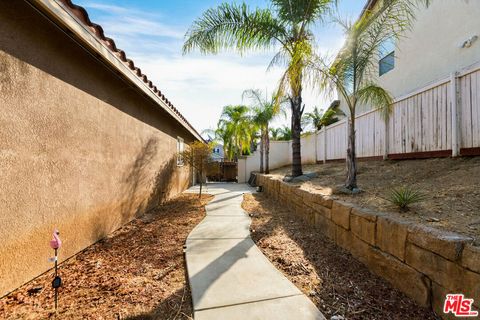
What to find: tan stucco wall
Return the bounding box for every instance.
[340,0,480,115]
[0,2,195,297]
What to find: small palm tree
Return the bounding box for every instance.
[269,127,282,140]
[302,102,343,131]
[217,105,254,160]
[183,0,336,177]
[244,89,285,174]
[278,125,292,141]
[314,0,429,190]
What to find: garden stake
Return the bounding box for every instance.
[50,230,62,312]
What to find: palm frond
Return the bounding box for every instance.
[271,0,336,26]
[357,83,393,120]
[183,3,288,55]
[242,89,264,107]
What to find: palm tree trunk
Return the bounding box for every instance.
[265,125,270,174]
[259,130,264,173]
[347,41,358,190]
[345,116,357,189]
[291,94,303,177]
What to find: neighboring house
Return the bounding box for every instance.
[211,143,225,161]
[339,0,480,115]
[0,0,202,297]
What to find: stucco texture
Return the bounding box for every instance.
[0,2,195,297]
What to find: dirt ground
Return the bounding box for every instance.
[0,193,212,320]
[270,157,480,240]
[242,193,439,320]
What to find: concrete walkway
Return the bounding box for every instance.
[184,183,325,320]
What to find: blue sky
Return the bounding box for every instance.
[76,0,366,133]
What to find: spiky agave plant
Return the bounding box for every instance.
[387,186,426,211]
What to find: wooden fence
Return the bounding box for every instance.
[238,62,480,181]
[315,62,480,161]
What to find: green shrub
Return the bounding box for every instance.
[387,186,426,211]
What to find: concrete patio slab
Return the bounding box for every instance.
[184,183,325,319]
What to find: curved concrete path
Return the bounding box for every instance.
[184,183,325,320]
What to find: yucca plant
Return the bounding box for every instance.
[387,186,426,211]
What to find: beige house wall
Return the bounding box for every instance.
[341,0,480,115]
[0,2,196,297]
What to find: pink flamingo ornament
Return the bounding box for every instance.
[49,229,62,250]
[49,229,62,311]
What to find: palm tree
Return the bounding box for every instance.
[217,105,254,160]
[244,89,285,174]
[278,125,292,141]
[302,101,343,131]
[183,0,336,177]
[315,0,429,190]
[269,127,282,140]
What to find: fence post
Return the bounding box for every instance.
[345,119,349,160]
[383,116,390,160]
[322,126,327,164]
[450,72,460,157]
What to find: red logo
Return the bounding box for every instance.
[444,294,478,317]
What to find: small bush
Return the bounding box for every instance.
[387,186,426,211]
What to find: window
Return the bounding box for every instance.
[379,38,395,76]
[177,137,184,166]
[379,52,395,76]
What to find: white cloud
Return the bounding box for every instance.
[133,53,332,131]
[76,1,344,132]
[81,2,184,39]
[96,16,184,39]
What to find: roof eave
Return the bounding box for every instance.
[27,0,203,142]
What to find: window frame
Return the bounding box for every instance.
[177,136,184,166]
[378,38,396,76]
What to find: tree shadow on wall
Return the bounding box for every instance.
[90,137,180,242]
[145,157,177,212]
[89,138,156,242]
[120,137,159,224]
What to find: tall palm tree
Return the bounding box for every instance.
[217,105,254,160]
[244,89,285,174]
[315,0,429,190]
[183,0,336,177]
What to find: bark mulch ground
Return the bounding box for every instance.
[242,192,440,320]
[0,193,212,320]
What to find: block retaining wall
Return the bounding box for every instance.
[256,174,479,319]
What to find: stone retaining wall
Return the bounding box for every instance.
[256,174,479,319]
